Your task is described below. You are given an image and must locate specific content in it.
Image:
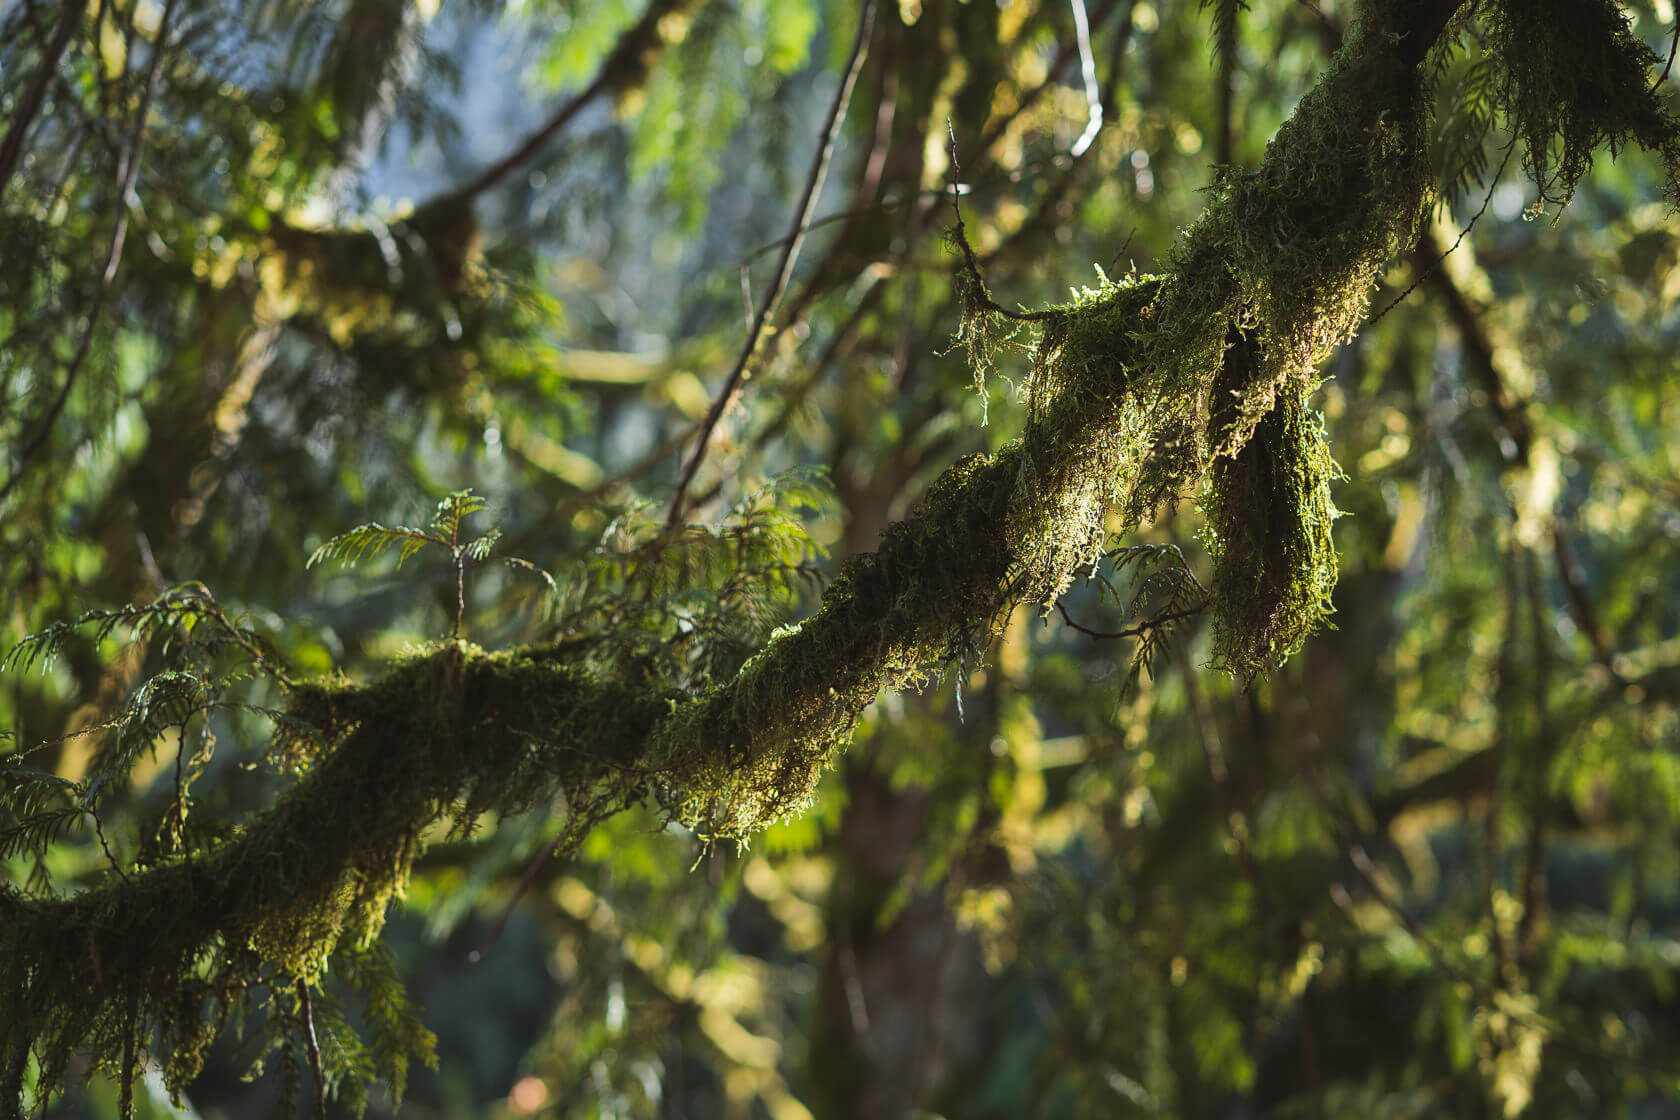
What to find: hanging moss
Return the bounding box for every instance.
[1204,354,1343,682]
[1487,0,1680,207]
[1140,7,1431,487]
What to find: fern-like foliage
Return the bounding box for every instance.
[2,584,289,891]
[1,583,270,676]
[1104,543,1210,693]
[1200,0,1249,71]
[1430,23,1502,203]
[310,489,557,637]
[0,762,82,862]
[548,469,832,690]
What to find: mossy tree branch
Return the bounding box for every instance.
[10,0,1680,1110]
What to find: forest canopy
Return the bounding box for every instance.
[3,0,1680,1116]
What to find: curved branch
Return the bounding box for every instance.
[30,2,1647,1108]
[0,0,87,209]
[444,0,699,204]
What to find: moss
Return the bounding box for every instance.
[0,644,674,1110]
[1204,369,1342,682]
[1487,0,1680,207]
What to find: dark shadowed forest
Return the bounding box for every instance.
[4,0,1680,1116]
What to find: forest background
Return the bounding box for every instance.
[3,0,1680,1116]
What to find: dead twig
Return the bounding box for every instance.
[1053,598,1208,641]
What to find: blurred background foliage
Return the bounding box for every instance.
[3,0,1680,1115]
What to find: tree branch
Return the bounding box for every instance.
[0,0,87,209]
[444,0,698,204]
[0,2,1545,1105]
[1054,599,1208,641]
[665,0,878,527]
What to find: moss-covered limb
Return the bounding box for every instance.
[0,645,674,1110]
[662,8,1441,820]
[1140,7,1431,485]
[1205,379,1343,680]
[14,0,1680,1108]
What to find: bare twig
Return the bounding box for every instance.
[1068,0,1104,157]
[296,977,326,1120]
[1293,0,1339,44]
[91,804,132,885]
[946,125,1065,325]
[732,189,955,271]
[199,592,296,690]
[665,0,878,528]
[1653,16,1679,90]
[1367,137,1514,329]
[1053,598,1208,641]
[469,826,572,964]
[0,0,178,510]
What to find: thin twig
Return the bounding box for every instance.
[1068,0,1104,157]
[0,0,178,510]
[1054,598,1208,641]
[469,826,572,964]
[946,125,1065,324]
[296,977,326,1120]
[200,594,296,690]
[665,0,878,528]
[1293,0,1340,43]
[1366,137,1514,328]
[1654,16,1679,90]
[732,189,956,270]
[91,803,132,885]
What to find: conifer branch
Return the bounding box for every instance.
[0,0,178,510]
[0,0,87,209]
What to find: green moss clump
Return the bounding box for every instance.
[1143,8,1430,472]
[1204,370,1342,682]
[1487,0,1680,207]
